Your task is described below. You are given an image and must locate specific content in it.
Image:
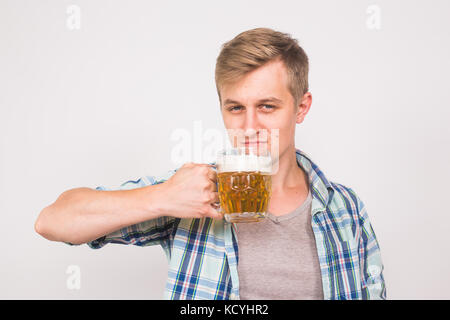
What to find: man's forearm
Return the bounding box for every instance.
[34,183,167,245]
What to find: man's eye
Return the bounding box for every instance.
[260,104,276,111]
[228,106,243,112]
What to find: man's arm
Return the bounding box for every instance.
[35,163,221,246]
[35,183,167,245]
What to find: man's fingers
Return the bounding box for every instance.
[211,191,219,203]
[207,168,217,183]
[209,192,222,218]
[208,203,222,219]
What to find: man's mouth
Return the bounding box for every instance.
[243,141,267,145]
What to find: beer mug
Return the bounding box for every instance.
[216,147,272,223]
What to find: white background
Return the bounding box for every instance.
[1,0,449,299]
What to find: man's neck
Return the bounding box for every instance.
[270,146,309,195]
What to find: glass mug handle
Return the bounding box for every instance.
[210,163,223,214]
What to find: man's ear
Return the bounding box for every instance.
[295,92,312,124]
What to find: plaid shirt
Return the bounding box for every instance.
[73,149,386,300]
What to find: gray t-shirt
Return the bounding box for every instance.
[235,190,324,300]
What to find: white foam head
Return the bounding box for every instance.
[217,151,272,174]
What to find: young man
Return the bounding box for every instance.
[35,28,386,300]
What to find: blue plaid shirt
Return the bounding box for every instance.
[77,149,386,300]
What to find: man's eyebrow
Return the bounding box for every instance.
[258,97,283,104]
[223,97,283,105]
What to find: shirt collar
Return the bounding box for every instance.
[295,148,335,215]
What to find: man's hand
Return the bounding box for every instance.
[158,162,222,219]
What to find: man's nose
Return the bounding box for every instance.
[243,108,259,132]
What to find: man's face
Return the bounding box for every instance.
[219,58,311,161]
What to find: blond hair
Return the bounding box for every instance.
[215,27,309,106]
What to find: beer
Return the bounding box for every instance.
[216,147,272,223]
[218,171,271,222]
